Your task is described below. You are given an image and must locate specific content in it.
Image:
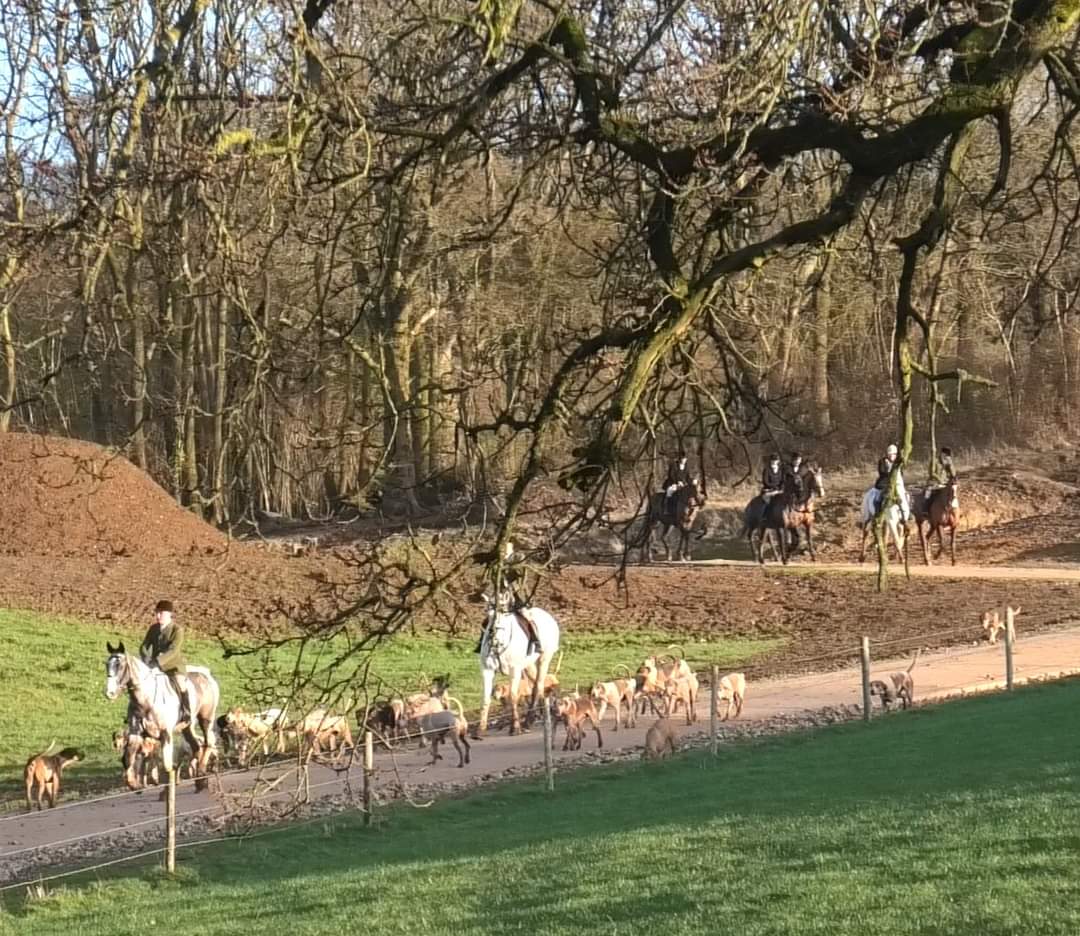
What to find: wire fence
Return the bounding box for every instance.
[0,615,1058,894]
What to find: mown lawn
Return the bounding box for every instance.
[4,678,1080,934]
[0,608,776,806]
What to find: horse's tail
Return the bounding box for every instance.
[907,648,921,673]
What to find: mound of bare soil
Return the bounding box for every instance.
[0,433,227,559]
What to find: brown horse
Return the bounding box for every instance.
[640,478,707,562]
[913,479,960,566]
[747,465,826,564]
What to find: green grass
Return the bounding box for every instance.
[5,679,1080,934]
[0,609,776,805]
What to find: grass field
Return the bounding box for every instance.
[0,609,777,805]
[3,677,1079,934]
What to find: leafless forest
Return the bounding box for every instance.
[3,0,1080,542]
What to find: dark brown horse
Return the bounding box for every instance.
[640,478,707,562]
[745,464,826,565]
[913,479,960,566]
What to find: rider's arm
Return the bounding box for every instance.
[139,627,155,664]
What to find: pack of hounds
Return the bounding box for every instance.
[23,609,1018,810]
[356,649,748,767]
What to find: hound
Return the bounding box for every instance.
[25,746,84,810]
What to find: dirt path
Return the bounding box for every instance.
[4,624,1078,883]
[686,559,1080,581]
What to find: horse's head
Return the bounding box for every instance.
[808,464,826,499]
[946,478,959,507]
[104,641,130,700]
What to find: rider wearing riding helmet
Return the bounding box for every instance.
[874,443,900,513]
[476,540,541,655]
[761,453,784,502]
[140,599,191,721]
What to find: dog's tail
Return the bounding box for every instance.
[25,738,58,768]
[553,649,564,676]
[907,648,921,673]
[444,696,465,719]
[611,662,632,679]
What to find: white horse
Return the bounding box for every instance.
[858,478,911,562]
[104,642,220,786]
[476,599,561,737]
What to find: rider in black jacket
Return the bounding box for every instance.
[761,454,783,502]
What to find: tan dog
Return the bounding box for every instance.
[493,672,559,713]
[715,672,746,720]
[300,709,354,758]
[590,678,637,730]
[664,672,699,725]
[887,650,920,710]
[642,718,678,761]
[635,655,692,716]
[417,700,471,767]
[224,705,289,764]
[868,679,898,711]
[982,606,1020,645]
[981,610,1005,644]
[24,746,84,810]
[114,729,163,788]
[553,694,604,751]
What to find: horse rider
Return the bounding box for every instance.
[784,452,806,502]
[140,599,191,721]
[874,443,900,514]
[477,541,541,655]
[760,453,784,504]
[663,452,693,513]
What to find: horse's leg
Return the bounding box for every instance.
[949,521,957,566]
[918,519,930,565]
[806,523,816,562]
[859,525,867,563]
[936,522,945,561]
[476,667,495,739]
[789,526,800,558]
[508,669,523,735]
[779,524,788,565]
[528,651,554,728]
[660,524,672,561]
[641,521,653,564]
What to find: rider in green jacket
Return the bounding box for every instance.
[140,600,191,720]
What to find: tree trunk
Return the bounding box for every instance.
[810,261,832,434]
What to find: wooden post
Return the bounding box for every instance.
[363,730,374,826]
[165,769,176,873]
[542,696,555,792]
[1005,614,1016,691]
[861,637,872,721]
[710,664,719,756]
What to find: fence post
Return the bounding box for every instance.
[363,730,374,826]
[1005,614,1016,691]
[542,696,555,792]
[710,664,719,756]
[861,636,872,721]
[165,768,176,873]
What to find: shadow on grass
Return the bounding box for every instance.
[9,679,1080,935]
